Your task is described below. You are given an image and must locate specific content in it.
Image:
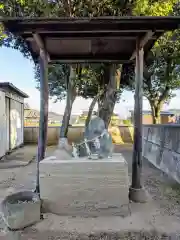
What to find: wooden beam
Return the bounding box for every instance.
[50,59,131,64]
[22,29,157,34]
[36,49,49,194]
[24,31,145,38]
[33,33,50,62]
[49,53,131,62]
[38,49,49,161]
[130,31,154,60]
[4,17,180,34]
[132,38,144,189]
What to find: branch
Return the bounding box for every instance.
[143,65,154,98]
[121,0,129,14]
[143,64,152,81]
[157,58,172,104]
[77,64,82,81]
[58,0,72,16]
[158,85,170,105]
[55,0,62,10]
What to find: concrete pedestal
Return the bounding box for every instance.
[39,154,129,217]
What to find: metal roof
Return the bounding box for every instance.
[0,82,29,98]
[1,17,180,63]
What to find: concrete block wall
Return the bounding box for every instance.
[143,124,180,183]
[24,125,133,145]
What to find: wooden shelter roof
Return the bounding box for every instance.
[1,17,180,63]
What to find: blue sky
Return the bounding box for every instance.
[0,46,179,117]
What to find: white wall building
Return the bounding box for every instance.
[0,82,28,158]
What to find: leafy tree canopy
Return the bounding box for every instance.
[124,0,180,123]
[0,0,133,101]
[133,0,178,16]
[1,0,180,113]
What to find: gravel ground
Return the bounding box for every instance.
[0,144,180,239]
[143,160,180,218]
[117,144,180,219]
[1,144,180,218]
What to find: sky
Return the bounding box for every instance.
[0,46,180,118]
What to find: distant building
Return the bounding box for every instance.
[24,104,78,126]
[24,106,64,126]
[130,110,176,124]
[0,82,28,157]
[24,105,40,126]
[75,111,123,125]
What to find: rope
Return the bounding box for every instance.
[72,129,108,147]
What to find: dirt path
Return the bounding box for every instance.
[0,144,180,239]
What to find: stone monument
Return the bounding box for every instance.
[39,116,129,217]
[72,116,114,159]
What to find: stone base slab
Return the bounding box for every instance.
[40,154,129,217]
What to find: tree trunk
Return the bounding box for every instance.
[85,95,99,128]
[150,103,161,124]
[99,64,117,128]
[97,99,101,115]
[60,95,76,138]
[59,66,76,146]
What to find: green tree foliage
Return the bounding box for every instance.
[127,0,180,124]
[0,0,135,60]
[173,1,180,15]
[133,0,178,16]
[144,26,180,123]
[35,64,69,102]
[35,62,100,137]
[34,63,100,102]
[0,25,6,43]
[2,0,180,126]
[0,0,57,55]
[34,62,127,104]
[0,0,127,105]
[123,30,180,124]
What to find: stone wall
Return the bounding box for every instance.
[24,125,133,145]
[143,124,180,183]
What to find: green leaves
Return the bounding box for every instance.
[1,0,180,109]
[0,24,6,43]
[34,63,100,101]
[132,0,180,112]
[143,36,180,108]
[133,0,178,16]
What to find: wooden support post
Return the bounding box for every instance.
[129,38,147,203]
[132,40,143,189]
[36,49,49,194]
